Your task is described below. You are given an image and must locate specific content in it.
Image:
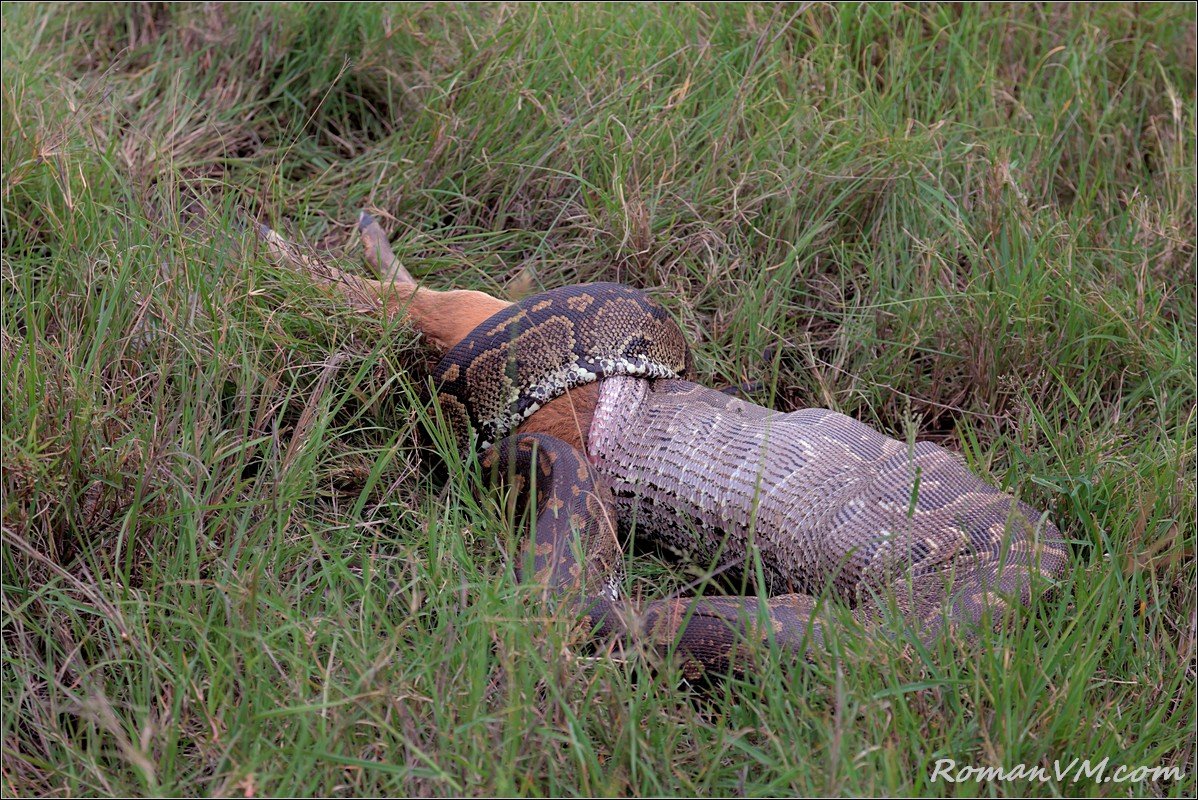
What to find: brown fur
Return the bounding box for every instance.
[373,282,596,443]
[304,268,511,352]
[386,287,511,351]
[514,382,600,452]
[394,286,598,446]
[279,239,586,441]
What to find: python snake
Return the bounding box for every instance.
[433,283,1070,676]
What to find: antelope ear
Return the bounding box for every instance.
[357,211,416,285]
[256,215,511,354]
[354,210,513,349]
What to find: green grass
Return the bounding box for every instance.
[2,2,1194,796]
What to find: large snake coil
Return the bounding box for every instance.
[433,283,1069,676]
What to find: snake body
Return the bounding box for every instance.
[435,283,1069,675]
[432,283,690,448]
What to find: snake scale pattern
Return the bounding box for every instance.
[434,283,1070,676]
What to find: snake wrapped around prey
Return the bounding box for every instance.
[432,282,1070,677]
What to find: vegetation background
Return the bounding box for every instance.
[2,3,1195,796]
